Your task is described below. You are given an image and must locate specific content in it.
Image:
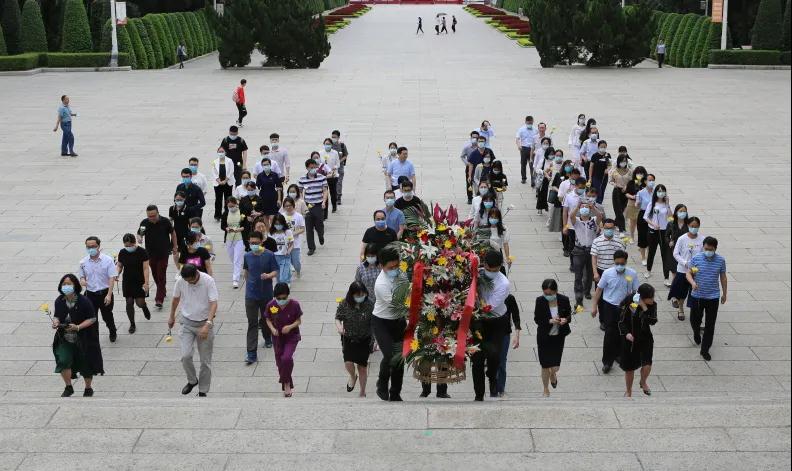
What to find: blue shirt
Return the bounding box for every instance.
[58,105,72,123]
[387,159,416,187]
[689,253,726,300]
[383,207,405,234]
[637,188,653,211]
[597,266,640,306]
[467,149,485,167]
[243,251,278,301]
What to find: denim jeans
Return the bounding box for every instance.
[61,121,75,155]
[275,254,292,284]
[289,248,302,275]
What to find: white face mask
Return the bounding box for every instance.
[288,192,297,199]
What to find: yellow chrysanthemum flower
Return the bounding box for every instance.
[431,326,439,336]
[437,256,448,266]
[625,275,633,282]
[444,240,453,249]
[690,267,699,274]
[39,303,49,313]
[426,311,436,322]
[426,277,435,287]
[404,297,411,308]
[269,306,279,314]
[335,297,343,304]
[410,339,420,352]
[454,268,464,278]
[164,335,174,344]
[455,254,464,263]
[437,223,448,232]
[474,331,482,340]
[399,261,408,272]
[630,303,639,309]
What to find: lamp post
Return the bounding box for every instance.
[110,0,119,67]
[720,0,729,50]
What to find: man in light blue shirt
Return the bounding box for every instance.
[591,250,639,373]
[382,190,405,238]
[514,115,536,185]
[53,95,77,157]
[387,147,416,190]
[686,236,727,361]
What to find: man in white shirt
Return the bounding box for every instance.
[371,246,406,402]
[268,133,290,183]
[562,177,588,266]
[188,157,208,194]
[168,264,218,397]
[472,250,511,401]
[515,115,537,185]
[252,146,283,178]
[79,236,118,342]
[569,202,602,309]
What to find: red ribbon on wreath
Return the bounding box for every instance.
[453,253,479,369]
[402,261,425,358]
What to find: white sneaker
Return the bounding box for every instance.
[664,278,672,287]
[232,281,239,289]
[641,259,647,266]
[644,271,651,279]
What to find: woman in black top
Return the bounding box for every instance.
[334,281,375,398]
[495,294,521,397]
[252,217,279,253]
[487,160,508,207]
[52,274,103,397]
[534,279,572,397]
[178,231,213,276]
[588,139,612,204]
[116,233,151,334]
[624,166,647,243]
[169,191,194,255]
[618,283,658,397]
[361,210,397,257]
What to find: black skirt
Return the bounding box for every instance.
[667,272,691,300]
[536,178,549,210]
[637,210,649,248]
[537,333,566,368]
[342,336,372,366]
[122,280,146,299]
[620,338,653,371]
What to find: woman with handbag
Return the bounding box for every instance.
[534,279,572,397]
[335,281,375,398]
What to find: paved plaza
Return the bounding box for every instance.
[0,4,790,470]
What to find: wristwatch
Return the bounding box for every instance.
[206,320,214,326]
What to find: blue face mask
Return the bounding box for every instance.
[564,166,573,173]
[175,200,185,207]
[479,188,489,195]
[579,207,591,217]
[274,224,284,231]
[647,181,655,189]
[656,191,666,199]
[86,248,98,257]
[385,198,395,207]
[488,218,499,226]
[544,294,557,302]
[190,228,201,233]
[689,227,699,235]
[353,295,367,304]
[615,264,626,273]
[276,298,289,307]
[554,156,563,164]
[189,165,198,174]
[61,285,75,295]
[124,246,136,253]
[677,211,687,219]
[323,144,332,152]
[576,188,585,196]
[603,228,615,238]
[386,269,400,279]
[633,293,641,304]
[250,244,261,253]
[374,220,387,230]
[182,177,192,185]
[704,250,715,258]
[483,201,494,209]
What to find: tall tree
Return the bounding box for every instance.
[752,0,784,49]
[784,0,791,51]
[61,0,93,51]
[20,0,48,53]
[1,0,22,54]
[255,0,331,69]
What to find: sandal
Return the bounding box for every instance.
[677,310,685,321]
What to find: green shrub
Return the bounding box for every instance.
[690,17,711,68]
[89,0,111,52]
[708,49,785,65]
[649,11,668,58]
[20,0,48,53]
[159,15,179,63]
[781,50,791,64]
[141,16,164,68]
[100,21,137,69]
[784,0,790,51]
[669,13,695,66]
[131,18,156,69]
[186,13,205,55]
[659,13,682,60]
[1,0,22,55]
[257,0,331,68]
[700,21,722,67]
[126,19,149,69]
[150,15,174,66]
[165,14,183,51]
[0,52,40,71]
[752,0,784,50]
[197,11,215,51]
[43,52,129,68]
[176,13,195,56]
[0,24,6,55]
[207,0,256,68]
[682,16,706,67]
[61,0,93,52]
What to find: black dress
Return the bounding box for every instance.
[534,294,572,368]
[255,171,283,216]
[618,301,657,371]
[117,246,149,298]
[53,294,104,377]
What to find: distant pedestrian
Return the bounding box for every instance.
[416,17,423,34]
[452,15,457,33]
[177,43,187,68]
[232,79,247,126]
[168,264,218,397]
[656,39,666,68]
[54,95,77,157]
[440,16,448,34]
[435,16,440,34]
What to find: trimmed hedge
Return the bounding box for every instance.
[142,16,164,68]
[0,23,7,56]
[752,0,783,50]
[682,16,706,67]
[43,52,129,68]
[649,11,733,68]
[502,0,531,13]
[20,0,48,53]
[700,21,722,67]
[1,0,22,55]
[669,13,695,66]
[659,13,682,60]
[176,14,195,57]
[649,11,668,58]
[61,0,93,52]
[708,49,788,65]
[100,21,137,69]
[0,52,39,71]
[127,20,149,69]
[690,17,712,69]
[186,13,205,55]
[151,15,174,66]
[131,18,156,69]
[784,0,791,51]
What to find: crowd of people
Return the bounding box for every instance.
[48,93,728,401]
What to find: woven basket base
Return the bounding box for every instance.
[412,360,466,384]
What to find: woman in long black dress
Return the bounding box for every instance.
[255,156,283,225]
[52,274,104,397]
[618,283,658,397]
[116,233,151,334]
[534,279,572,397]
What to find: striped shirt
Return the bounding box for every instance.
[689,252,726,300]
[590,234,626,271]
[297,173,328,204]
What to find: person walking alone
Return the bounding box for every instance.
[656,39,666,68]
[53,95,77,157]
[232,79,248,126]
[452,15,457,33]
[176,42,187,69]
[416,17,423,34]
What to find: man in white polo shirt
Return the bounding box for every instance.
[515,115,537,185]
[168,264,218,397]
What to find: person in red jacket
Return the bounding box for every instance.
[233,79,248,127]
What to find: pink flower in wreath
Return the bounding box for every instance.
[433,293,451,309]
[450,309,463,321]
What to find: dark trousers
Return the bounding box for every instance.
[148,255,169,304]
[214,184,232,219]
[465,166,473,202]
[178,54,185,68]
[305,204,325,251]
[86,289,116,334]
[496,333,511,394]
[658,53,665,68]
[572,245,592,303]
[60,121,75,155]
[230,157,243,185]
[612,188,628,232]
[416,24,423,34]
[236,103,247,124]
[471,315,508,399]
[563,229,576,264]
[125,296,149,324]
[647,228,672,278]
[637,210,649,249]
[591,176,607,204]
[599,300,621,366]
[690,297,719,354]
[372,316,406,397]
[325,177,338,216]
[519,146,532,183]
[421,382,448,396]
[245,298,272,353]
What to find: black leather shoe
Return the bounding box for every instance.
[61,385,74,397]
[701,351,712,361]
[584,293,592,300]
[109,330,117,343]
[436,393,451,399]
[389,395,403,402]
[602,363,612,374]
[694,332,702,345]
[319,236,325,246]
[307,250,315,256]
[198,392,207,397]
[83,388,94,397]
[376,389,389,402]
[419,391,430,398]
[181,382,198,395]
[128,324,136,334]
[474,395,484,401]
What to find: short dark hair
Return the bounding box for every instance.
[181,167,193,176]
[181,264,198,279]
[703,236,718,249]
[613,250,628,262]
[61,95,68,102]
[189,217,203,227]
[259,145,270,153]
[186,231,200,244]
[58,274,82,295]
[331,130,341,137]
[637,283,655,300]
[384,190,395,198]
[229,125,239,132]
[85,236,101,246]
[174,190,186,199]
[378,245,400,265]
[541,278,558,291]
[274,282,290,297]
[345,281,369,307]
[400,180,414,191]
[240,79,247,85]
[260,157,271,164]
[122,233,136,244]
[146,204,159,213]
[570,167,581,175]
[575,177,587,186]
[189,157,199,163]
[603,218,616,226]
[305,158,318,168]
[484,249,503,269]
[687,216,701,225]
[227,196,238,205]
[618,145,628,153]
[270,133,280,140]
[364,243,379,258]
[525,115,534,121]
[249,231,264,242]
[397,146,408,154]
[598,140,608,147]
[587,187,599,195]
[470,130,480,138]
[282,197,296,208]
[373,210,386,220]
